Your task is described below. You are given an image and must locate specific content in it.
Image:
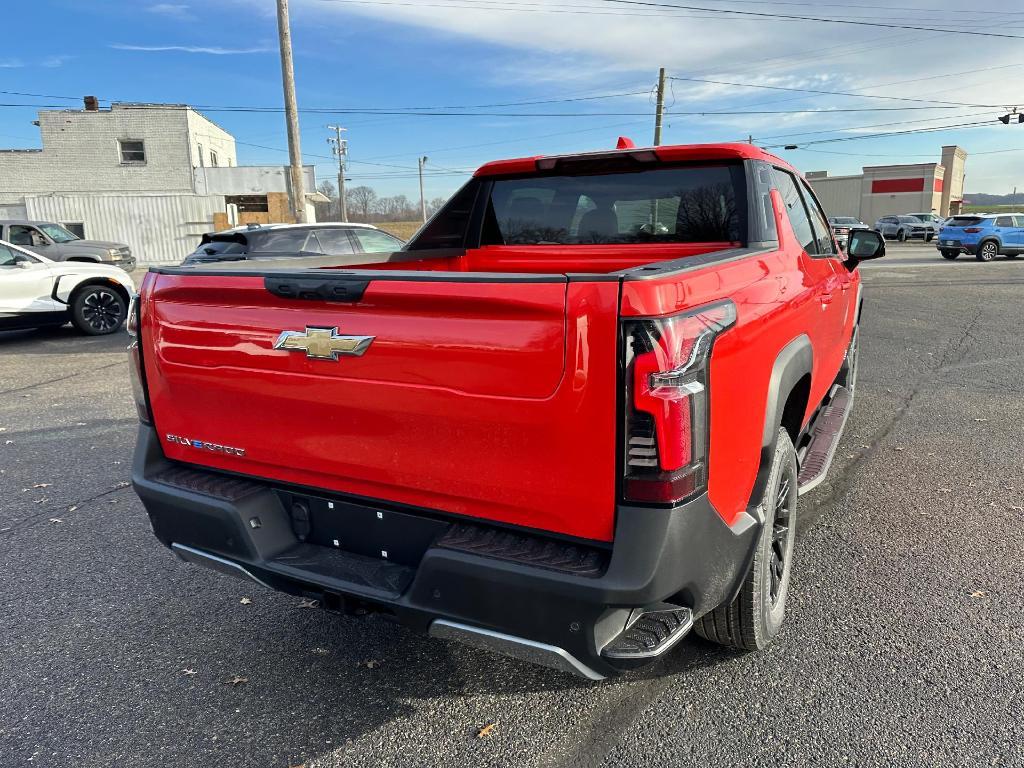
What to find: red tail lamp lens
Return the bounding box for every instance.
[621,301,736,505]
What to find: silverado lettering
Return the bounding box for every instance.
[130,142,884,679]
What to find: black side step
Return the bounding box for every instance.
[600,605,693,667]
[797,384,853,495]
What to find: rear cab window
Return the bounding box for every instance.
[479,163,746,246]
[947,217,983,228]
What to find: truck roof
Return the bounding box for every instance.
[474,141,793,178]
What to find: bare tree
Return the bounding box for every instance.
[346,186,377,221]
[314,180,338,221]
[427,196,448,217]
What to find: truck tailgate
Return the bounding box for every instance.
[141,272,621,541]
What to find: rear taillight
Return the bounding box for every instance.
[621,300,736,504]
[126,294,152,425]
[964,227,981,233]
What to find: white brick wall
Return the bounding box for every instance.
[0,103,236,205]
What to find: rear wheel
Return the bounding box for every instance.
[976,240,999,262]
[941,250,959,260]
[925,233,934,243]
[896,229,907,242]
[71,285,127,335]
[694,428,798,651]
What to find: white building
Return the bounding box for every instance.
[806,145,968,222]
[0,100,320,264]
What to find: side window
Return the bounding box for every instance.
[312,229,357,255]
[8,225,46,247]
[0,244,20,267]
[798,179,836,256]
[995,216,1014,228]
[1014,216,1024,227]
[352,229,402,253]
[772,169,816,254]
[409,179,479,251]
[249,230,311,253]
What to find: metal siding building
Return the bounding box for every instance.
[22,194,226,265]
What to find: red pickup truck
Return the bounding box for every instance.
[129,142,884,679]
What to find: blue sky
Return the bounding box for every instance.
[2,0,1023,200]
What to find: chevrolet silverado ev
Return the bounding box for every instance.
[129,142,884,679]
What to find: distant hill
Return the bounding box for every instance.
[962,192,1024,206]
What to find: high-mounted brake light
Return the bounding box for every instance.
[621,301,736,504]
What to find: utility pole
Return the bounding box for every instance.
[275,0,306,223]
[653,67,666,147]
[327,125,348,222]
[418,156,429,222]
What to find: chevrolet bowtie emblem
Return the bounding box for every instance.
[273,326,374,360]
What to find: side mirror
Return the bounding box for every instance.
[846,228,885,269]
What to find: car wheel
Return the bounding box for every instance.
[896,229,907,242]
[694,427,798,651]
[976,241,999,262]
[925,233,934,242]
[940,250,959,260]
[71,285,127,335]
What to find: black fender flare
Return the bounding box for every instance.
[748,334,813,518]
[761,334,813,449]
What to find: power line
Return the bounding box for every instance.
[667,75,1011,110]
[593,0,1024,39]
[762,118,1000,149]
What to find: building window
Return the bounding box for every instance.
[210,149,219,167]
[119,139,146,164]
[197,143,204,167]
[62,222,86,239]
[225,195,269,213]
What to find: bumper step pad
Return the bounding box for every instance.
[796,384,853,495]
[601,606,694,664]
[437,522,608,578]
[266,543,414,599]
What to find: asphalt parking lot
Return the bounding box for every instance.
[2,240,1023,768]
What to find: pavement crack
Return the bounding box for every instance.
[0,484,132,537]
[0,360,127,397]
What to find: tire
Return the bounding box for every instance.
[70,284,127,335]
[925,233,934,243]
[694,428,798,651]
[941,250,959,260]
[976,240,999,262]
[896,229,907,242]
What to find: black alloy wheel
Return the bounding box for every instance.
[72,286,127,335]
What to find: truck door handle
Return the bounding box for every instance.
[820,292,834,305]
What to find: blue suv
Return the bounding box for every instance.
[937,213,1024,261]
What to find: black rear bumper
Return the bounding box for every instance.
[132,425,760,678]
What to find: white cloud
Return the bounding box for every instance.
[110,43,272,55]
[40,55,72,68]
[0,59,24,68]
[147,3,194,19]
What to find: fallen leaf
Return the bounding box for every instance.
[893,446,904,452]
[223,675,248,687]
[358,659,381,669]
[34,498,49,504]
[239,597,252,605]
[113,481,130,489]
[4,440,13,445]
[33,483,51,488]
[477,723,496,739]
[67,505,78,513]
[48,518,63,524]
[974,418,988,422]
[182,668,197,677]
[297,598,319,609]
[970,590,990,599]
